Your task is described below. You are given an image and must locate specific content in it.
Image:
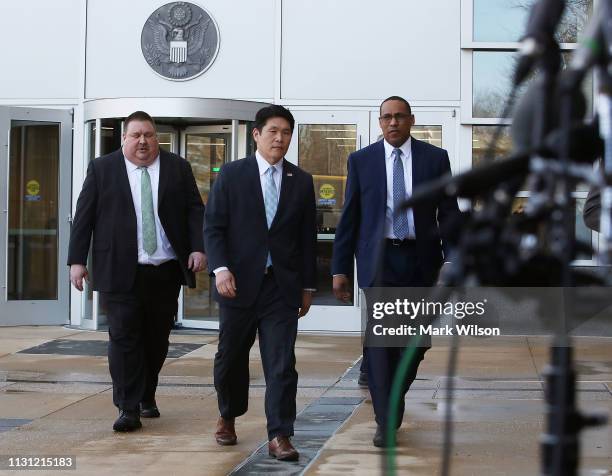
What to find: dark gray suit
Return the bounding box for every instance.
[205,155,317,439]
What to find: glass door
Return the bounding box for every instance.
[285,110,370,333]
[0,107,73,326]
[157,125,179,154]
[178,125,233,329]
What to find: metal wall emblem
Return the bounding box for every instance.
[141,2,220,81]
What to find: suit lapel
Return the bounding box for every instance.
[410,137,424,189]
[373,141,387,215]
[158,152,169,206]
[271,159,294,229]
[115,150,137,220]
[246,156,268,226]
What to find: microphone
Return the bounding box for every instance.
[514,0,566,86]
[400,153,530,209]
[400,121,601,211]
[511,72,587,154]
[543,122,603,163]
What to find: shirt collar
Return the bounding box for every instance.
[123,153,161,173]
[255,150,284,176]
[383,137,412,160]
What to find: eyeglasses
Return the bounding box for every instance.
[379,113,412,124]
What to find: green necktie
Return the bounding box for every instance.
[140,167,157,255]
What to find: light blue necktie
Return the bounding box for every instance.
[264,166,278,267]
[392,148,409,240]
[140,166,157,255]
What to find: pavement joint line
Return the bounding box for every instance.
[525,337,543,379]
[228,359,366,475]
[432,379,441,399]
[3,377,606,392]
[1,379,338,390]
[36,383,114,420]
[5,380,607,393]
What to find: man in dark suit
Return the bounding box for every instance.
[332,96,459,447]
[68,111,206,432]
[204,105,317,461]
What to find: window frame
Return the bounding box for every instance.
[461,0,599,265]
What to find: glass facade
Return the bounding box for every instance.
[473,0,592,43]
[7,122,60,300]
[473,51,593,118]
[298,124,357,234]
[472,126,512,166]
[183,132,230,321]
[412,125,442,148]
[298,124,357,305]
[157,132,174,152]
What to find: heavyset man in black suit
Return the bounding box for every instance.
[67,111,206,432]
[332,96,459,447]
[205,105,317,461]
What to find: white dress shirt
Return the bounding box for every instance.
[123,154,177,265]
[255,150,283,200]
[383,138,416,239]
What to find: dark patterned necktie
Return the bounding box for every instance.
[392,149,409,240]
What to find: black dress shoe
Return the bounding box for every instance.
[113,409,142,432]
[358,371,368,387]
[140,401,160,418]
[373,425,395,448]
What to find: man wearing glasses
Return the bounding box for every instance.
[332,96,459,447]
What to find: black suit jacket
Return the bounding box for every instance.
[204,156,317,309]
[332,138,460,287]
[67,149,205,292]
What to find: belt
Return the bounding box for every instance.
[137,259,178,268]
[386,238,416,247]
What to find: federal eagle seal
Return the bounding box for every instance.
[141,2,220,81]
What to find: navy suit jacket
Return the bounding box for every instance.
[204,156,317,309]
[332,138,459,288]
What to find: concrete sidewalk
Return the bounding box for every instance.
[0,327,610,475]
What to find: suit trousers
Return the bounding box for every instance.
[214,271,299,440]
[366,240,433,428]
[101,260,182,411]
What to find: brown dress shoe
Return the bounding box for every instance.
[215,417,237,446]
[268,436,299,461]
